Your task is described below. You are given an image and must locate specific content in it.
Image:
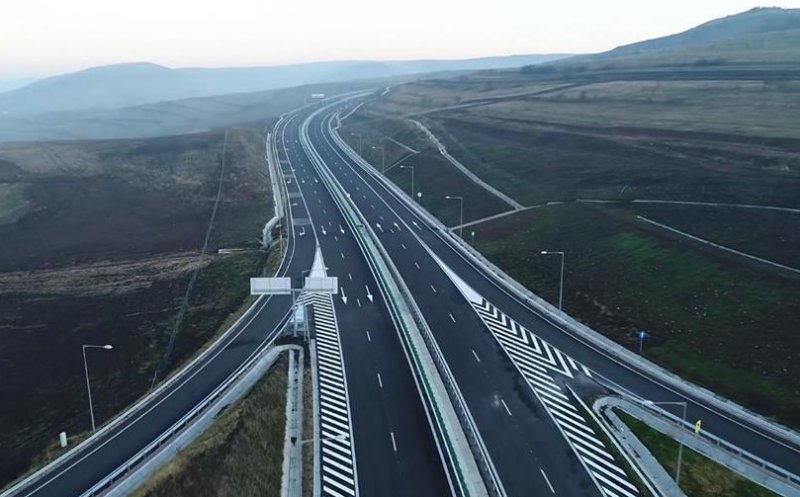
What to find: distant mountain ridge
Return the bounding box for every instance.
[0,54,569,117]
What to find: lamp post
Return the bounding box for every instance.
[372,145,385,173]
[82,344,113,432]
[354,133,362,156]
[444,195,464,238]
[642,400,688,485]
[540,251,565,310]
[399,165,415,199]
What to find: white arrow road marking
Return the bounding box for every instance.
[339,224,345,234]
[299,227,306,237]
[393,222,401,231]
[321,227,327,235]
[365,286,373,302]
[412,221,420,230]
[376,223,384,233]
[341,289,347,304]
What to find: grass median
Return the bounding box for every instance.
[133,355,288,497]
[617,411,780,497]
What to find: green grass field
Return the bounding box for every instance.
[625,203,800,270]
[0,183,29,225]
[474,203,800,425]
[617,411,779,497]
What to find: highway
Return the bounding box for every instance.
[298,103,617,497]
[296,96,800,495]
[8,102,451,497]
[9,93,797,497]
[278,112,452,497]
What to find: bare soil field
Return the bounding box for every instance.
[0,126,273,485]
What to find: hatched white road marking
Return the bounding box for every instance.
[427,249,639,497]
[304,293,358,497]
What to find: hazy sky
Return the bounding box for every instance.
[2,0,799,79]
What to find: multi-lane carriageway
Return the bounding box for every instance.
[7,95,798,497]
[285,105,615,496]
[292,95,800,496]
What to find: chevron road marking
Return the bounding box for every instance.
[302,293,358,497]
[429,251,640,497]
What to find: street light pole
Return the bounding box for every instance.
[540,251,565,310]
[372,146,385,173]
[82,344,113,432]
[643,400,688,485]
[444,195,464,238]
[400,165,415,199]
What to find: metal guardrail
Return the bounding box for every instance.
[304,107,504,497]
[634,400,800,489]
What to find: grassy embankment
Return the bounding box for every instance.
[339,114,511,226]
[617,411,780,497]
[132,357,289,497]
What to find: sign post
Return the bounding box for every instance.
[250,276,338,339]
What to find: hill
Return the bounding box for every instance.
[609,7,800,55]
[0,54,569,117]
[555,7,800,69]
